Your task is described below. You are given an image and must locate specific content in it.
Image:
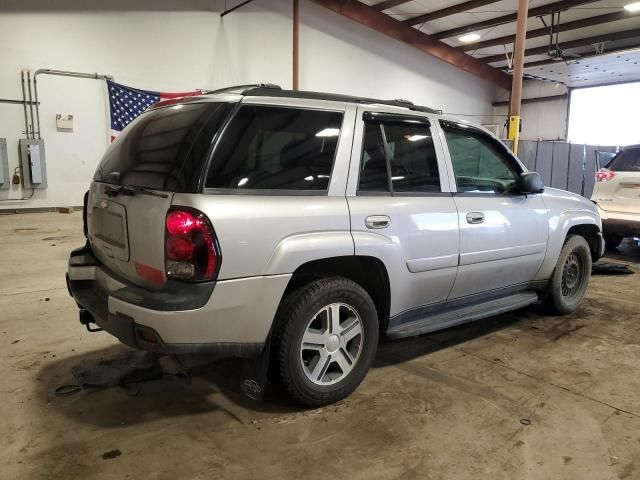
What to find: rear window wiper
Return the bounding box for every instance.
[104,185,168,199]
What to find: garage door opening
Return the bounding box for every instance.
[568,82,640,146]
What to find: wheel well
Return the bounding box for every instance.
[286,256,391,331]
[567,224,601,261]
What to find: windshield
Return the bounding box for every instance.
[94,101,233,192]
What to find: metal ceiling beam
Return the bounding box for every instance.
[515,44,640,69]
[432,0,600,40]
[309,0,512,89]
[372,0,412,10]
[404,0,501,27]
[460,11,635,52]
[220,0,254,17]
[482,27,640,64]
[519,58,577,69]
[493,94,567,107]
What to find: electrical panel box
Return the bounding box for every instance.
[19,138,47,189]
[0,139,9,190]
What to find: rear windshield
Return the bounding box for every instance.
[205,105,343,191]
[94,102,233,192]
[608,148,640,172]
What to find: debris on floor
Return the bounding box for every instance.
[592,261,635,275]
[55,350,169,396]
[102,449,122,460]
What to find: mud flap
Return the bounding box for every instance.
[240,334,271,401]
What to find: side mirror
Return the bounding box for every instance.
[518,171,544,194]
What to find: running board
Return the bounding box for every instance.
[386,292,539,340]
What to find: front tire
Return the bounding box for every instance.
[542,235,592,315]
[274,277,379,407]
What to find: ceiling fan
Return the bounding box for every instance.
[540,11,582,63]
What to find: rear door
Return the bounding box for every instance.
[438,120,548,298]
[347,106,459,318]
[88,100,234,289]
[595,147,640,215]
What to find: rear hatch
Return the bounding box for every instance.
[596,147,640,214]
[88,99,234,289]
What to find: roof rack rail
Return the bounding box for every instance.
[203,83,282,95]
[206,86,442,115]
[392,98,414,105]
[364,98,441,115]
[409,104,443,115]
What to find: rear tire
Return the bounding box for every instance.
[274,276,379,407]
[541,234,592,315]
[604,233,623,250]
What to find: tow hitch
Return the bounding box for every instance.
[79,308,103,332]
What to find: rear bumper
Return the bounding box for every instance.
[67,244,291,357]
[598,207,640,236]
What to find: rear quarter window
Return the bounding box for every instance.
[94,102,233,192]
[205,105,343,191]
[608,148,640,172]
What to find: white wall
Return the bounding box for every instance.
[0,0,500,209]
[492,80,568,141]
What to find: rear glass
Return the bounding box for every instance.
[205,105,343,191]
[94,102,233,192]
[608,148,640,172]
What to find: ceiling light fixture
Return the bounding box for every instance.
[624,1,640,11]
[458,33,481,43]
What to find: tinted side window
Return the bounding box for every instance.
[384,123,440,192]
[442,125,520,193]
[206,106,343,191]
[358,119,440,193]
[94,102,233,192]
[608,148,640,172]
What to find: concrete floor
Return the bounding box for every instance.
[1,211,640,480]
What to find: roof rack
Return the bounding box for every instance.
[244,87,442,115]
[203,84,441,115]
[202,83,282,96]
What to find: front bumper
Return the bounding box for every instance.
[67,244,291,357]
[595,231,605,260]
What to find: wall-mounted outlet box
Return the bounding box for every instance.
[56,114,74,130]
[18,138,47,189]
[0,139,9,190]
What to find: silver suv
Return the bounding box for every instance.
[67,85,604,406]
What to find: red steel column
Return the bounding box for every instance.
[508,0,529,155]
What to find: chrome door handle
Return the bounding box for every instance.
[365,215,390,229]
[466,212,485,224]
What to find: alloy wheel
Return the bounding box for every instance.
[300,303,364,386]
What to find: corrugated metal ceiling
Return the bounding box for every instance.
[361,0,640,87]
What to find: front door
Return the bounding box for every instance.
[347,106,460,319]
[438,120,548,298]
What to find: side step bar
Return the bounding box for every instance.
[386,292,539,340]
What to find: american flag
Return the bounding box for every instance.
[107,80,202,141]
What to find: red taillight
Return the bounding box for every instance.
[165,208,220,282]
[595,168,616,182]
[166,236,195,260]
